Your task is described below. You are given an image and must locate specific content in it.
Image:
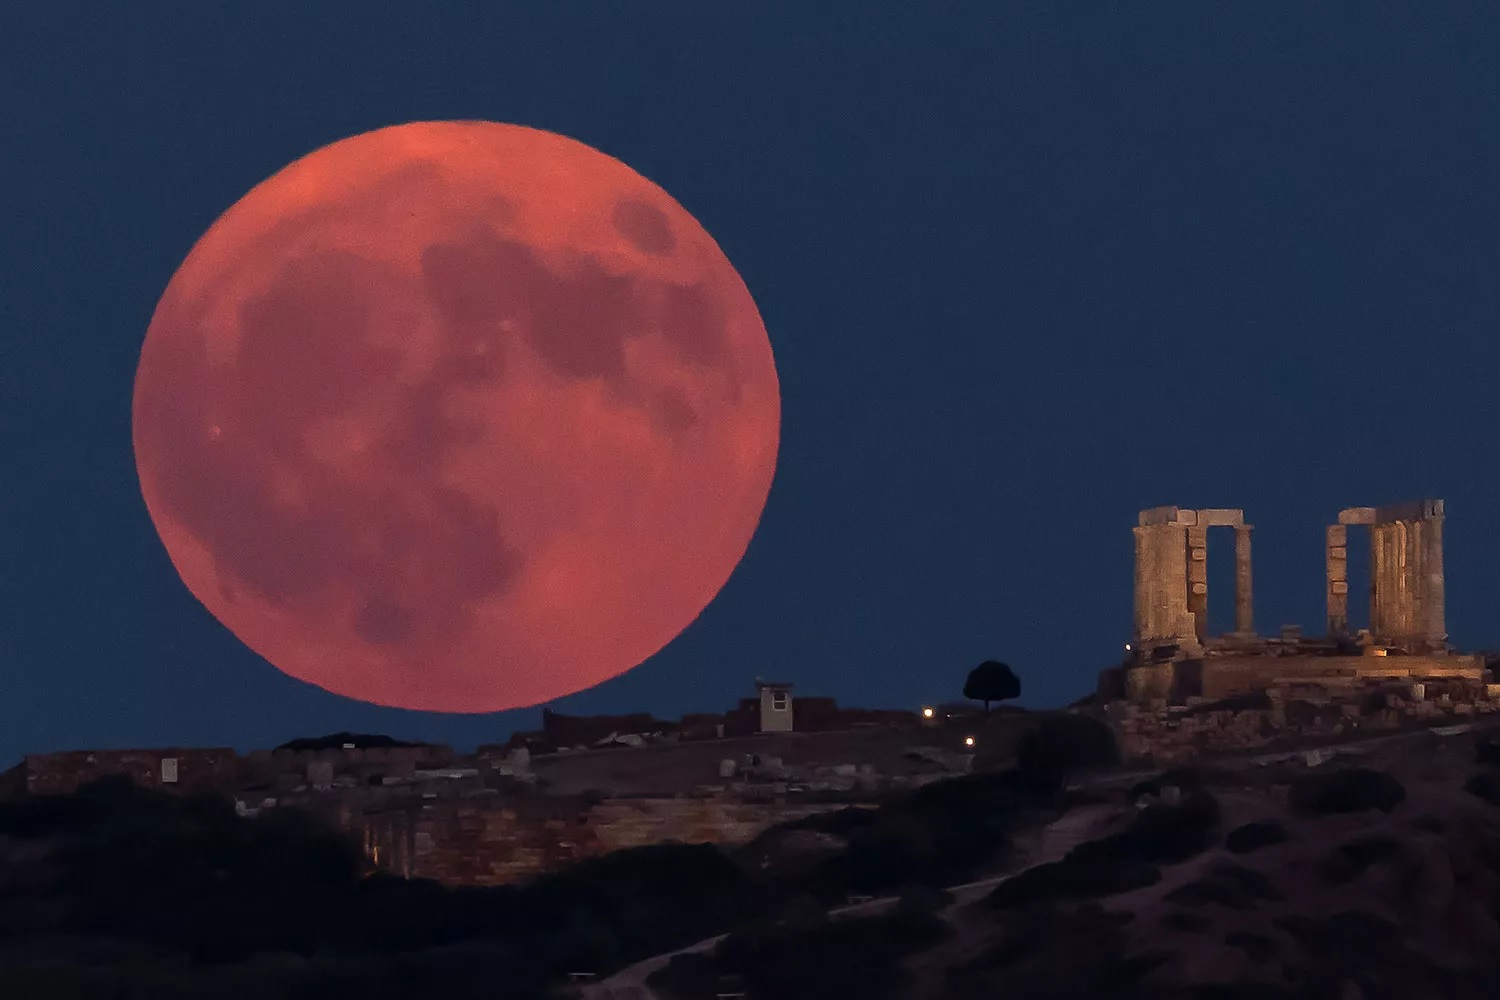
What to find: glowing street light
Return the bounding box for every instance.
[921,706,935,719]
[964,736,975,747]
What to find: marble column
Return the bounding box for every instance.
[1326,524,1348,636]
[1422,512,1446,650]
[1399,520,1416,647]
[1370,523,1389,641]
[1234,524,1254,635]
[1133,523,1194,649]
[1186,525,1209,643]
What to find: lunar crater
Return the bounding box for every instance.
[613,198,677,256]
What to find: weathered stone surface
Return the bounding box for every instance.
[354,793,843,886]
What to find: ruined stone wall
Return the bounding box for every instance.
[504,702,921,752]
[1109,676,1500,765]
[1124,664,1177,702]
[16,748,243,796]
[1199,655,1485,700]
[356,793,844,886]
[1115,654,1486,705]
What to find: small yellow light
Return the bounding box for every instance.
[922,707,934,718]
[1125,643,1132,652]
[964,736,975,747]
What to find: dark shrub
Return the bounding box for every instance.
[1225,930,1280,961]
[1125,788,1222,863]
[1162,910,1212,932]
[784,806,878,838]
[896,883,955,916]
[715,906,949,1000]
[1465,771,1500,807]
[1288,768,1405,816]
[987,849,1160,909]
[1273,910,1400,959]
[1412,815,1447,834]
[1164,863,1282,910]
[1319,835,1406,885]
[1225,820,1290,855]
[647,951,719,998]
[946,905,1166,999]
[1476,739,1500,767]
[1016,713,1120,796]
[840,816,937,891]
[528,842,753,958]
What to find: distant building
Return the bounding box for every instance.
[755,679,794,733]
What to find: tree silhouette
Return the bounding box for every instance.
[962,661,1021,714]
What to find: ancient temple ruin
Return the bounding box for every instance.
[1324,500,1446,653]
[1115,499,1484,705]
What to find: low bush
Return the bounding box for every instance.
[713,905,952,1000]
[1163,862,1282,910]
[1225,820,1290,855]
[1319,835,1406,885]
[1016,713,1121,796]
[1125,788,1222,863]
[1465,771,1500,807]
[1225,930,1280,962]
[1288,768,1406,816]
[987,850,1160,909]
[1476,739,1500,768]
[1161,910,1212,932]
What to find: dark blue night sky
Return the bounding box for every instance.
[4,4,1500,764]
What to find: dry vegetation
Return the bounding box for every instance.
[0,713,1110,1000]
[649,725,1500,1000]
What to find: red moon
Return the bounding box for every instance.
[132,121,780,713]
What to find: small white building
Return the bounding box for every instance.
[755,678,794,733]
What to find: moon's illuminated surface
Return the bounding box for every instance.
[132,121,780,713]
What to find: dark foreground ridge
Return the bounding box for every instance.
[0,715,1111,1000]
[641,724,1500,1000]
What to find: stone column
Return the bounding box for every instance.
[1186,525,1209,643]
[1133,522,1195,651]
[1370,523,1389,642]
[1132,525,1149,645]
[1234,524,1254,635]
[1398,521,1410,644]
[1399,520,1417,647]
[1326,524,1348,635]
[1423,511,1446,650]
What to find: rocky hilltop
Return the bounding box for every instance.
[645,722,1500,1000]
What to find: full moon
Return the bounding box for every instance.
[132,121,780,713]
